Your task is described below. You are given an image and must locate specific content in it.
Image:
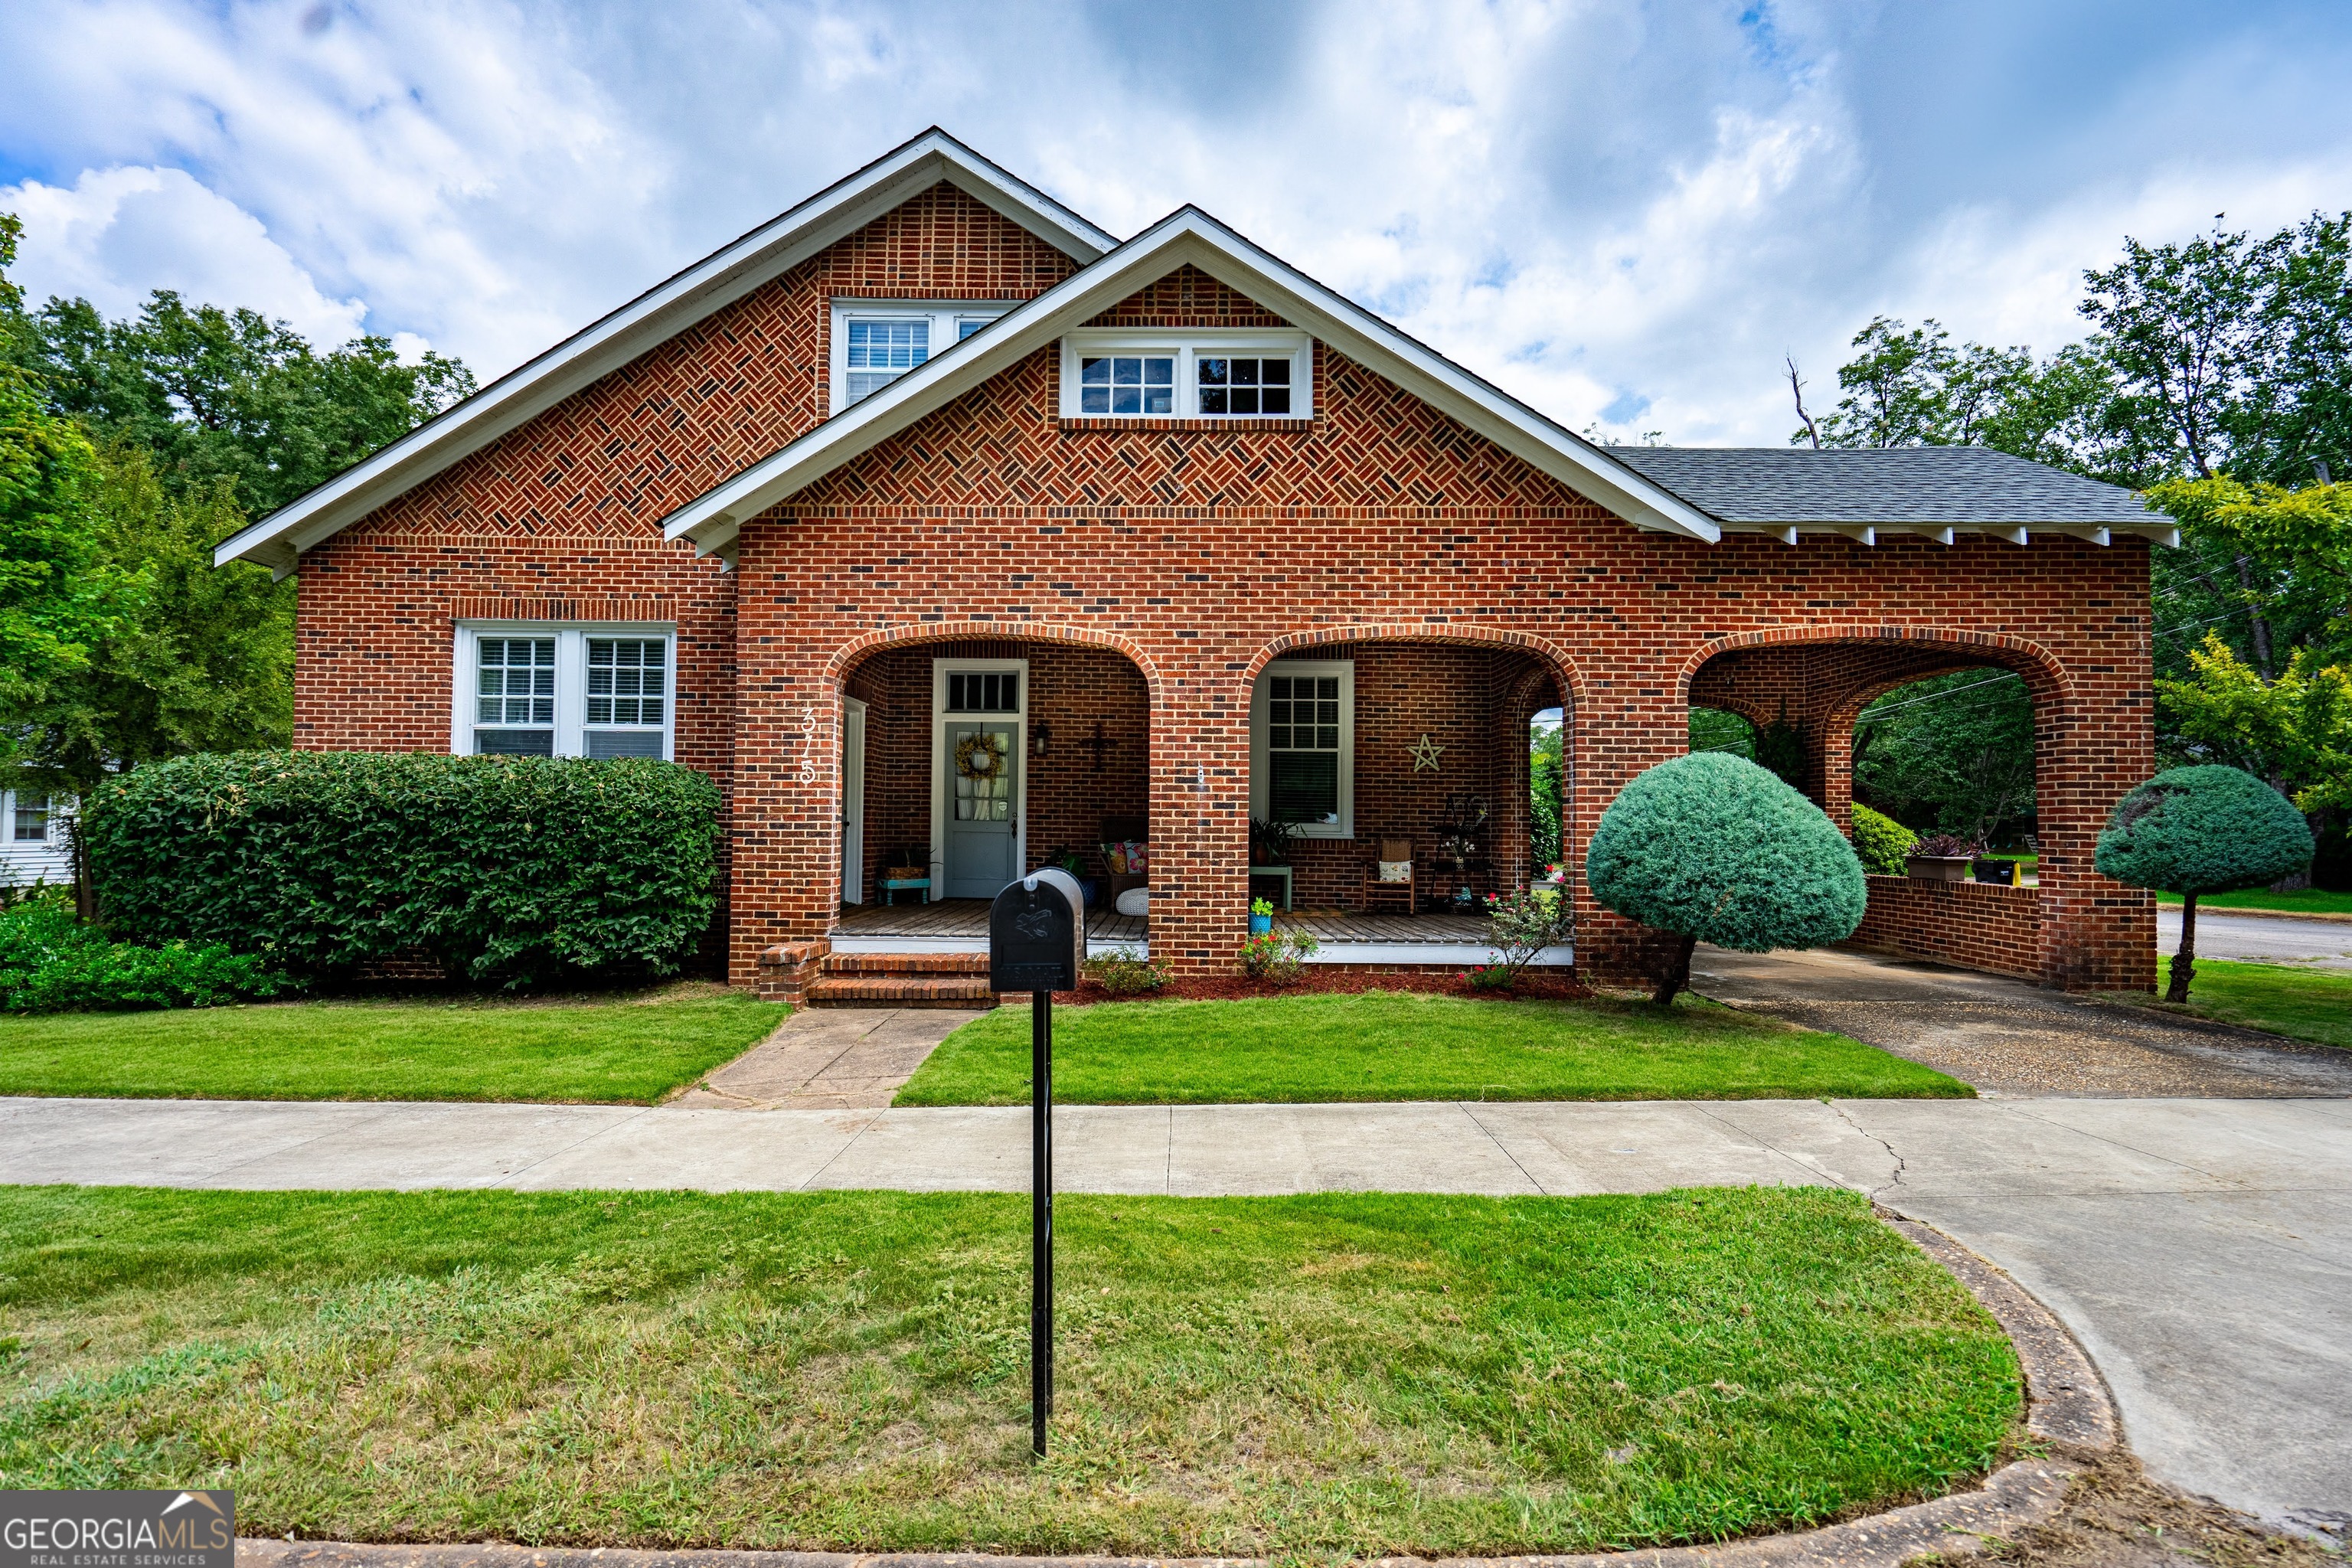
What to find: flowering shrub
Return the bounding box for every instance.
[1477,886,1570,988]
[1236,927,1320,985]
[1081,946,1169,997]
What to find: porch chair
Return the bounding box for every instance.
[1095,815,1149,906]
[1361,837,1417,914]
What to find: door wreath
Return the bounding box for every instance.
[954,731,1007,782]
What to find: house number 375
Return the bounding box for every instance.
[796,706,820,786]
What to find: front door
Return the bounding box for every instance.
[841,697,866,904]
[943,719,1020,897]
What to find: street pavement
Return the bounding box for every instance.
[2160,906,2352,968]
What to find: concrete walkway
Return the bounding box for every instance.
[4,1087,2348,1535]
[671,1006,981,1109]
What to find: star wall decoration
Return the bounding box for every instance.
[1410,733,1445,772]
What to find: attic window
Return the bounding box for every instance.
[1059,332,1312,420]
[829,300,1008,414]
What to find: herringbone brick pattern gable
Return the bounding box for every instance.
[346,183,1079,547]
[786,344,1578,512]
[1084,265,1290,328]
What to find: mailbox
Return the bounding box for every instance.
[989,867,1085,993]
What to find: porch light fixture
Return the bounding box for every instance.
[1032,720,1053,757]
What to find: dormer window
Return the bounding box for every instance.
[830,300,1007,414]
[1059,331,1312,420]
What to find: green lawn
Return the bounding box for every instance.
[896,991,1971,1106]
[2158,957,2352,1050]
[0,1184,2018,1557]
[0,988,786,1103]
[2155,887,2352,916]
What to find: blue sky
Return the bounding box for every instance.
[5,0,2350,444]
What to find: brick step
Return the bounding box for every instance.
[822,951,991,975]
[805,973,1000,1009]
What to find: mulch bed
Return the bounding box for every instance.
[1050,967,1592,1006]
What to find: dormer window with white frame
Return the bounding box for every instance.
[829,299,1008,414]
[1058,330,1313,420]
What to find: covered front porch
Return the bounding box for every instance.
[833,899,1545,965]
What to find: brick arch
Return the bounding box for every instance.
[828,621,1165,702]
[1242,622,1586,706]
[1676,626,2076,708]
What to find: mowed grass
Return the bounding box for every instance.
[2159,957,2352,1050]
[2157,887,2352,916]
[895,991,1971,1106]
[0,1184,2019,1556]
[0,988,786,1103]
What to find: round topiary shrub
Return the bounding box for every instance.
[2095,765,2314,1002]
[1850,803,1919,877]
[1587,752,1868,1003]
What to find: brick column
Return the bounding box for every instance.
[1148,675,1250,976]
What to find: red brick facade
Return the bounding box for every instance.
[289,178,2158,995]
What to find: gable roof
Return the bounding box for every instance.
[658,207,1725,556]
[214,129,1118,576]
[1604,446,2173,544]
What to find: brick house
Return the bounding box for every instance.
[216,131,2168,1001]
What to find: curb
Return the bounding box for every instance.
[232,1212,2117,1568]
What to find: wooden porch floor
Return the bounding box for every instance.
[835,899,1491,946]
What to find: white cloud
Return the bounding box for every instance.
[2,0,2348,449]
[3,164,370,345]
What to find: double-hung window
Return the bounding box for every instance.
[1250,660,1353,838]
[829,300,1009,413]
[1059,332,1312,420]
[8,792,53,843]
[455,624,675,760]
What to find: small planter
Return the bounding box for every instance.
[1250,912,1273,935]
[1906,854,1971,883]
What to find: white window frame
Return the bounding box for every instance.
[3,789,57,846]
[450,622,678,761]
[828,299,1010,416]
[1058,329,1314,420]
[1249,659,1354,839]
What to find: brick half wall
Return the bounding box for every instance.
[1842,874,2043,981]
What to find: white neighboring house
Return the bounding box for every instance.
[1,790,72,888]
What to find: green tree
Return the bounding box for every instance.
[1528,718,1563,871]
[15,286,475,514]
[1851,670,2037,848]
[0,368,117,730]
[1586,753,1867,1005]
[2158,635,2350,817]
[2095,766,2314,1001]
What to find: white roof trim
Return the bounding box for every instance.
[659,207,1723,553]
[214,129,1117,574]
[1714,521,2178,546]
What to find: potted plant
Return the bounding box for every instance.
[1905,833,1974,882]
[1250,816,1297,865]
[1250,896,1275,936]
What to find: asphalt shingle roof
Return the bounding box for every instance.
[1601,445,2156,526]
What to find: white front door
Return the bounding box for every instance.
[841,697,867,904]
[942,718,1020,898]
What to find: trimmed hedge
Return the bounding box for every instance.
[2095,765,2313,895]
[1851,803,1919,877]
[1588,752,1868,952]
[82,752,723,987]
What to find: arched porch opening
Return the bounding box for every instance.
[1678,629,2148,989]
[829,630,1156,955]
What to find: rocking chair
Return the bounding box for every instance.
[1361,837,1417,914]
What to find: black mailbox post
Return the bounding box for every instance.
[988,867,1083,1459]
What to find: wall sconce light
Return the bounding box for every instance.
[1031,720,1053,757]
